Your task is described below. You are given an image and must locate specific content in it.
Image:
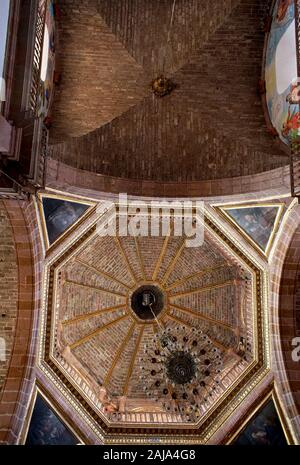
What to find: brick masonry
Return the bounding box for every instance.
[50,0,150,141]
[278,226,300,417]
[0,203,18,398]
[48,0,288,185]
[56,227,250,401]
[2,0,300,444]
[0,194,296,441]
[96,0,242,76]
[0,200,35,444]
[45,157,292,198]
[269,204,300,443]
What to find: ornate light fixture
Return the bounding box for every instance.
[140,325,223,421]
[151,75,176,97]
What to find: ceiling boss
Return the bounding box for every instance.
[151,76,176,97]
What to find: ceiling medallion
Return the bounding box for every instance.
[140,326,223,421]
[151,75,176,97]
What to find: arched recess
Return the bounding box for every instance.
[45,159,291,199]
[270,203,300,443]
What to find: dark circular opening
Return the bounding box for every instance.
[166,351,196,385]
[131,285,164,320]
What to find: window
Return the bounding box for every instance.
[40,24,49,82]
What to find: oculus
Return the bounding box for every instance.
[131,285,164,320]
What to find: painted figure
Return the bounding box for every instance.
[26,395,78,445]
[276,0,292,23]
[286,82,300,104]
[282,107,300,138]
[227,207,279,251]
[234,400,287,445]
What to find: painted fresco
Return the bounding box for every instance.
[42,197,90,245]
[225,206,279,252]
[36,0,56,118]
[265,0,299,144]
[26,394,78,445]
[233,399,287,446]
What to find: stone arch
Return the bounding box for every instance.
[269,203,300,443]
[0,200,38,444]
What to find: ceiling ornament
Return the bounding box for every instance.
[151,75,176,97]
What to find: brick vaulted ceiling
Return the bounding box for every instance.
[39,208,268,441]
[57,232,245,402]
[48,0,288,182]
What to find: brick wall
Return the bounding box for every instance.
[56,228,248,400]
[48,0,288,185]
[96,0,241,76]
[50,0,149,141]
[0,202,18,398]
[0,200,35,444]
[45,157,291,198]
[269,204,300,443]
[279,226,300,417]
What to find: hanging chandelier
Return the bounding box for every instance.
[151,75,176,97]
[140,325,223,422]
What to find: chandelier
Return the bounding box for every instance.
[140,325,223,421]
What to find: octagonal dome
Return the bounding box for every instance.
[38,204,269,443]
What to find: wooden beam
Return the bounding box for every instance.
[165,313,227,352]
[165,264,227,291]
[114,236,137,284]
[103,321,136,387]
[170,303,235,331]
[152,234,170,281]
[161,239,185,285]
[61,304,127,326]
[64,279,127,298]
[123,325,145,396]
[169,280,235,299]
[76,258,131,290]
[69,314,128,350]
[134,237,146,280]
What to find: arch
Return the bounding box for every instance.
[45,159,291,199]
[269,202,300,443]
[0,200,37,444]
